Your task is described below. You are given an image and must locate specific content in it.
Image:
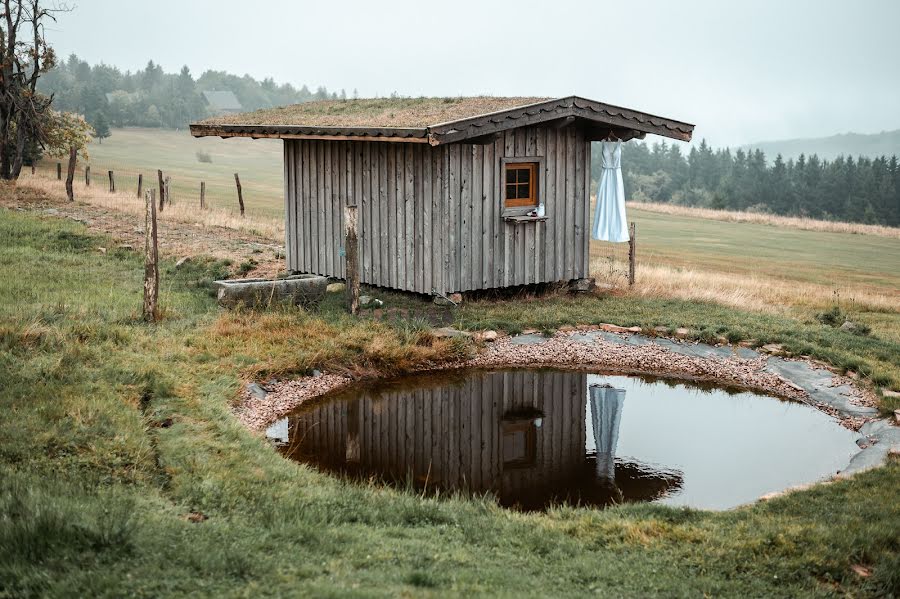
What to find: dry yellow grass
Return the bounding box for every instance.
[19,175,284,241]
[628,201,900,239]
[591,257,898,315]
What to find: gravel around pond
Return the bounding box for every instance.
[234,330,878,433]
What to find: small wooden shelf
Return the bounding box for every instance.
[503,215,548,224]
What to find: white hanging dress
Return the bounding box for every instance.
[589,384,626,480]
[592,140,630,242]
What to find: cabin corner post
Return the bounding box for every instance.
[345,204,360,315]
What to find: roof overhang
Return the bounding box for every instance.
[189,96,694,144]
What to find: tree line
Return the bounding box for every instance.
[608,140,900,226]
[39,54,350,132]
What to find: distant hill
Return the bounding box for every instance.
[742,129,900,162]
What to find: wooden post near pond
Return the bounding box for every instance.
[628,221,636,286]
[136,173,143,198]
[85,165,90,186]
[200,181,206,209]
[142,189,159,322]
[56,162,61,180]
[157,169,165,211]
[345,205,360,315]
[234,173,244,216]
[108,170,115,193]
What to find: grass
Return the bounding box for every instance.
[2,201,900,596]
[627,201,900,238]
[35,127,284,217]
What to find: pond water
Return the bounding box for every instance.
[274,369,861,510]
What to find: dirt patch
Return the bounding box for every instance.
[1,182,285,279]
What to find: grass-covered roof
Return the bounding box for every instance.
[197,96,552,129]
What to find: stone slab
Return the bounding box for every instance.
[765,358,878,418]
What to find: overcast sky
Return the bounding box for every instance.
[49,0,900,147]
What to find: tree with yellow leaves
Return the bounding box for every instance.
[41,110,93,201]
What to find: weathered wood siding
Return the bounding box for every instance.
[284,124,590,294]
[284,370,587,496]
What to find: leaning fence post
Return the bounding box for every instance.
[628,221,636,286]
[108,170,115,193]
[345,205,360,315]
[234,173,245,216]
[157,169,165,211]
[57,162,62,180]
[200,181,206,209]
[85,165,91,186]
[136,173,143,198]
[143,189,159,322]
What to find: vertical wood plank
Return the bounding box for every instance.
[481,143,493,288]
[459,145,472,291]
[379,144,389,287]
[566,129,577,280]
[283,141,293,270]
[447,145,459,293]
[575,129,586,279]
[472,145,483,290]
[423,148,433,294]
[554,129,565,281]
[404,144,415,292]
[323,142,333,275]
[387,144,397,288]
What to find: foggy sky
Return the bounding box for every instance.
[49,0,900,147]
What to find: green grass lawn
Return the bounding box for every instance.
[2,205,899,597]
[627,208,900,292]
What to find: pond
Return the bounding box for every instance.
[272,369,861,511]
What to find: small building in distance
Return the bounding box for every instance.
[201,90,243,115]
[190,96,693,296]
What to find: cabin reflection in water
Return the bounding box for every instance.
[280,370,683,510]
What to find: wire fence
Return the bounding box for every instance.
[591,222,636,288]
[30,158,284,219]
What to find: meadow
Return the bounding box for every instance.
[34,126,900,343]
[1,198,898,597]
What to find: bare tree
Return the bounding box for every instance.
[0,1,68,179]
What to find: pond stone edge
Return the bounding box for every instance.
[233,329,899,491]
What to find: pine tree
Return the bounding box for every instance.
[92,112,111,144]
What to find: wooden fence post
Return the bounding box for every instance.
[628,221,636,286]
[85,165,90,186]
[164,176,171,205]
[234,173,245,216]
[345,205,360,315]
[142,189,159,322]
[200,181,206,209]
[31,164,35,175]
[157,169,165,211]
[108,170,115,193]
[136,173,143,198]
[56,162,61,180]
[65,147,76,202]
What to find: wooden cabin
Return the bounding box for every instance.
[190,96,694,296]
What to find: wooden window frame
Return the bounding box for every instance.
[501,418,537,469]
[501,156,545,216]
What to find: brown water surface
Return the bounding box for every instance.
[274,369,860,510]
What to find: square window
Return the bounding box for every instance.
[504,162,538,208]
